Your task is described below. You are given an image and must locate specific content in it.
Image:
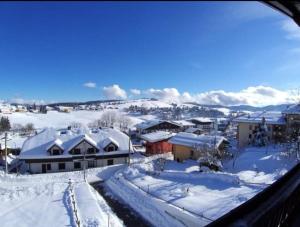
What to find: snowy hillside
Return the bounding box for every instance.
[105,99,173,109]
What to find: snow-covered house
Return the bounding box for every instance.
[0,103,13,114]
[136,120,181,136]
[18,127,132,174]
[282,104,300,138]
[57,106,73,113]
[15,105,28,112]
[233,111,286,148]
[188,117,214,132]
[168,132,228,162]
[140,131,174,155]
[173,120,196,130]
[184,127,203,135]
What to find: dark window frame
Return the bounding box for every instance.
[52,149,60,155]
[74,162,81,169]
[107,159,114,166]
[87,147,95,154]
[58,162,65,170]
[73,148,81,155]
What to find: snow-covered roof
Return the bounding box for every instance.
[282,104,300,114]
[19,127,132,159]
[136,120,181,130]
[101,137,119,148]
[168,132,226,149]
[173,120,195,127]
[64,134,98,152]
[189,117,213,123]
[46,138,63,151]
[233,111,286,125]
[140,131,175,143]
[185,127,203,133]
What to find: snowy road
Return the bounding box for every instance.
[0,165,125,227]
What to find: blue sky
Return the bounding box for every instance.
[0,2,300,105]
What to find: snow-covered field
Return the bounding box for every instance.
[106,99,172,109]
[105,147,298,226]
[0,110,146,129]
[1,111,105,129]
[0,165,125,227]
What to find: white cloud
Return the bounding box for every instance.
[281,19,300,40]
[143,85,298,107]
[130,89,141,95]
[103,84,127,99]
[83,82,97,88]
[145,88,181,103]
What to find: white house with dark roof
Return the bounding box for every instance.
[19,127,132,173]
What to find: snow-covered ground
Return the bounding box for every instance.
[1,111,104,129]
[0,110,155,130]
[106,99,172,109]
[0,165,125,227]
[105,147,298,226]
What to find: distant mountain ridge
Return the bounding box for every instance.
[182,102,291,112]
[8,98,292,112]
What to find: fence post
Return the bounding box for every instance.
[108,213,110,227]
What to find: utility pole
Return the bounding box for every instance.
[5,132,8,175]
[83,148,86,182]
[128,129,131,166]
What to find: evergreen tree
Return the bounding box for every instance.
[0,117,11,132]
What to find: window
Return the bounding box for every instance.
[88,160,95,168]
[106,144,117,152]
[73,148,81,155]
[107,159,114,166]
[46,163,51,170]
[58,163,65,170]
[52,149,60,155]
[74,162,81,169]
[190,150,194,158]
[87,148,95,154]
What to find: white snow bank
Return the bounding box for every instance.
[74,182,123,227]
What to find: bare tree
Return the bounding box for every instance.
[21,123,35,135]
[118,115,132,131]
[11,123,23,133]
[69,121,83,129]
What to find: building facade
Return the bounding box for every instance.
[168,132,227,162]
[19,127,132,174]
[140,131,174,155]
[234,112,286,148]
